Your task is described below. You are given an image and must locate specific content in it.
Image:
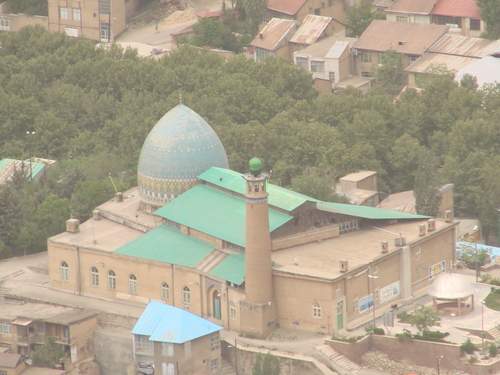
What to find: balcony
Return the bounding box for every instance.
[17,335,30,345]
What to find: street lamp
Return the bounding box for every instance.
[473,225,479,283]
[368,274,379,327]
[26,131,36,181]
[437,355,443,375]
[481,300,485,355]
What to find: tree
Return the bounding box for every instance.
[6,0,47,16]
[346,0,382,37]
[252,352,280,375]
[238,0,268,36]
[457,243,492,269]
[476,0,500,39]
[190,19,242,53]
[414,150,442,216]
[32,335,65,368]
[409,305,441,335]
[376,49,404,94]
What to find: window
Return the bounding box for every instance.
[184,341,191,355]
[322,2,325,8]
[408,55,419,63]
[60,261,69,281]
[470,18,481,31]
[416,264,422,279]
[396,16,408,22]
[0,370,7,375]
[371,266,379,278]
[230,302,236,320]
[212,358,218,374]
[255,48,274,62]
[162,342,174,356]
[36,322,45,333]
[63,326,69,338]
[162,363,175,375]
[361,52,371,63]
[136,335,153,351]
[91,267,99,286]
[353,294,359,312]
[210,333,219,351]
[129,274,137,294]
[100,22,110,42]
[361,71,373,78]
[339,220,359,234]
[415,247,421,260]
[329,72,335,82]
[99,0,110,14]
[0,322,11,335]
[314,8,321,15]
[313,302,322,318]
[108,270,116,290]
[335,284,341,297]
[311,60,325,73]
[182,286,190,303]
[296,57,309,70]
[414,15,429,24]
[72,8,81,21]
[60,7,68,19]
[161,282,170,300]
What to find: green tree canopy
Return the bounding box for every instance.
[190,19,242,53]
[409,305,441,335]
[477,0,500,39]
[346,0,382,37]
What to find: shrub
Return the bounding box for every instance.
[489,342,498,358]
[468,355,478,364]
[395,329,412,341]
[490,278,500,286]
[461,338,479,354]
[422,330,449,339]
[481,273,492,283]
[365,325,385,335]
[397,311,411,322]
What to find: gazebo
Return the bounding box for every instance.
[428,273,475,316]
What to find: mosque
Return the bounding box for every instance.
[48,104,458,337]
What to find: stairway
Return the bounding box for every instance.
[315,344,361,373]
[0,286,8,303]
[488,324,500,340]
[220,357,236,375]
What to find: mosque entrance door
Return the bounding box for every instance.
[213,290,221,319]
[336,300,344,329]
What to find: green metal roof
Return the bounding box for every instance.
[317,202,431,220]
[0,158,46,182]
[210,253,245,285]
[198,167,318,212]
[113,225,214,267]
[154,184,292,248]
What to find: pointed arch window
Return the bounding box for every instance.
[353,294,359,312]
[161,282,170,300]
[129,274,137,294]
[60,261,69,281]
[182,286,190,303]
[91,267,99,286]
[108,270,116,290]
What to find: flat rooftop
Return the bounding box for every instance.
[0,301,81,321]
[272,219,452,280]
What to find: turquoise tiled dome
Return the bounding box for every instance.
[138,104,229,207]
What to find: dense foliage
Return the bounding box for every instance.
[1,25,500,258]
[6,0,47,16]
[476,0,500,39]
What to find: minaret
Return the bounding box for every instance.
[243,157,273,304]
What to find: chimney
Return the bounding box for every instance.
[66,218,80,234]
[340,259,348,272]
[419,224,426,236]
[445,210,453,223]
[381,241,388,253]
[116,192,123,202]
[93,210,101,221]
[428,219,436,232]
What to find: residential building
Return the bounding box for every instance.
[384,0,437,24]
[336,171,379,207]
[454,53,500,88]
[0,353,26,375]
[47,0,139,42]
[405,34,500,86]
[352,20,448,79]
[132,301,222,375]
[0,302,97,371]
[250,18,299,61]
[48,103,458,338]
[265,0,348,24]
[289,14,339,53]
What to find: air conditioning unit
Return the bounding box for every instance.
[428,219,436,232]
[381,241,389,253]
[66,218,80,234]
[445,210,453,223]
[419,224,426,236]
[340,260,348,273]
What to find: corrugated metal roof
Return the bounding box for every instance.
[250,18,299,51]
[132,301,222,344]
[428,34,500,57]
[455,55,500,87]
[326,40,351,59]
[431,0,480,18]
[0,158,45,184]
[294,34,354,60]
[0,353,23,368]
[198,167,318,212]
[11,317,33,326]
[317,201,430,219]
[386,0,437,15]
[290,15,332,45]
[154,184,293,248]
[406,52,477,73]
[267,0,307,16]
[114,225,215,267]
[210,253,245,285]
[353,20,448,55]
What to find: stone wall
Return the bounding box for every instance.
[93,328,134,375]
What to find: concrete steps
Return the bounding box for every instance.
[488,324,500,340]
[316,344,361,373]
[221,357,236,375]
[0,286,8,303]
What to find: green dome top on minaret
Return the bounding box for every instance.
[249,157,262,171]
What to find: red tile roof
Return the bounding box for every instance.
[267,0,308,16]
[432,0,480,18]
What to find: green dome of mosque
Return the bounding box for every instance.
[138,104,229,207]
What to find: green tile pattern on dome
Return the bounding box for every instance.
[137,104,229,206]
[154,184,293,248]
[113,225,215,267]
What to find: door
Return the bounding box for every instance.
[213,290,221,319]
[336,300,344,329]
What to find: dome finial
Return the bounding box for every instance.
[179,92,182,104]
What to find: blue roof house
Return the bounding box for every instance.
[132,301,223,375]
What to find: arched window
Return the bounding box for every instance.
[353,294,359,312]
[129,274,137,294]
[182,286,190,303]
[335,284,341,297]
[108,270,116,290]
[60,261,69,281]
[91,267,99,286]
[229,302,236,320]
[371,266,379,278]
[415,247,422,260]
[313,302,322,318]
[416,264,422,279]
[161,282,170,300]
